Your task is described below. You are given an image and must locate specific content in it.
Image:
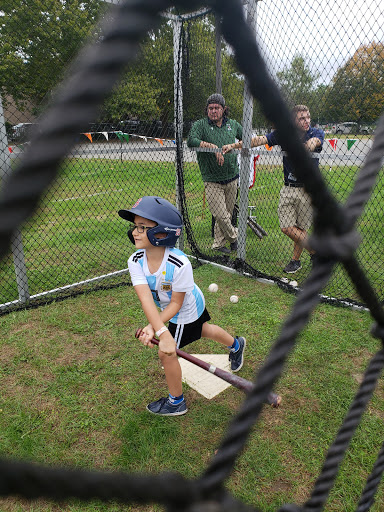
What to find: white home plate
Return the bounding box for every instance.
[179,354,232,399]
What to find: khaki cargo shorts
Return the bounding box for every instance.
[278,186,313,230]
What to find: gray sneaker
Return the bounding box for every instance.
[146,397,188,416]
[229,337,246,372]
[283,259,302,273]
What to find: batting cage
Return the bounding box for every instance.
[1,0,383,313]
[1,0,384,511]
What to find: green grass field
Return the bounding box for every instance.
[1,156,383,307]
[1,265,383,511]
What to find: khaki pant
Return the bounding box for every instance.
[204,180,238,249]
[278,186,313,230]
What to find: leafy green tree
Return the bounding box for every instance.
[101,19,174,124]
[101,15,245,130]
[326,42,384,123]
[1,4,246,132]
[276,55,320,110]
[180,16,244,123]
[0,0,104,111]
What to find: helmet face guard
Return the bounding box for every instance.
[145,224,182,247]
[118,196,183,247]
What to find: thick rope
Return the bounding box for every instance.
[0,461,199,507]
[198,0,384,497]
[356,441,384,512]
[304,349,384,510]
[0,0,384,510]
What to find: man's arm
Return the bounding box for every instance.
[305,137,322,152]
[187,119,225,165]
[222,134,268,154]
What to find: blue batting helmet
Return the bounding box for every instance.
[118,196,183,247]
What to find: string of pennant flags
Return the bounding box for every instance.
[81,132,357,151]
[6,131,176,152]
[81,131,176,145]
[264,138,357,152]
[7,134,357,153]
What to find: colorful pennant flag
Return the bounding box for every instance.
[155,138,164,146]
[328,138,338,151]
[116,132,129,142]
[8,146,13,153]
[101,132,108,141]
[347,139,357,150]
[83,133,93,143]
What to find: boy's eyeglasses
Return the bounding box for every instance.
[130,224,152,234]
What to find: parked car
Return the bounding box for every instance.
[9,122,39,143]
[163,120,194,139]
[117,119,163,138]
[118,119,140,134]
[138,119,162,138]
[332,122,372,135]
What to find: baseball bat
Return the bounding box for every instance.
[233,204,268,239]
[135,329,281,407]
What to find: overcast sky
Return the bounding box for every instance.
[253,0,384,84]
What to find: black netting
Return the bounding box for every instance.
[1,1,383,312]
[1,1,384,511]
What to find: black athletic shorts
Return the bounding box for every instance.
[168,308,211,349]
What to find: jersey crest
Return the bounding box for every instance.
[161,281,172,292]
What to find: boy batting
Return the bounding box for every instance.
[118,196,246,416]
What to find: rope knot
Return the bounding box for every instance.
[308,229,361,261]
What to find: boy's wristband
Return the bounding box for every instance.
[156,326,168,338]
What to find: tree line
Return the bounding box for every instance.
[1,1,383,130]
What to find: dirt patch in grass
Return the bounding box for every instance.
[0,343,18,363]
[9,320,42,336]
[65,430,123,469]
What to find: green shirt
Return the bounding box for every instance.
[187,117,243,183]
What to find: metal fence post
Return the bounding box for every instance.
[173,16,184,250]
[238,0,258,260]
[0,95,30,303]
[215,15,222,94]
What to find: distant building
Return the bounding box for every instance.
[2,95,36,125]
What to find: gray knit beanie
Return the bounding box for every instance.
[206,93,225,108]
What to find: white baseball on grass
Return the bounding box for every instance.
[208,283,218,293]
[290,280,298,287]
[230,295,239,303]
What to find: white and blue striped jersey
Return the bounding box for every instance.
[128,247,205,324]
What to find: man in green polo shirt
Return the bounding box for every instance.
[187,94,243,254]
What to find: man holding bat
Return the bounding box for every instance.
[223,105,324,274]
[118,196,246,416]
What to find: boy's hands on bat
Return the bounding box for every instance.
[158,331,177,356]
[137,324,155,347]
[137,327,176,356]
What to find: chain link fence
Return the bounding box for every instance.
[1,0,383,312]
